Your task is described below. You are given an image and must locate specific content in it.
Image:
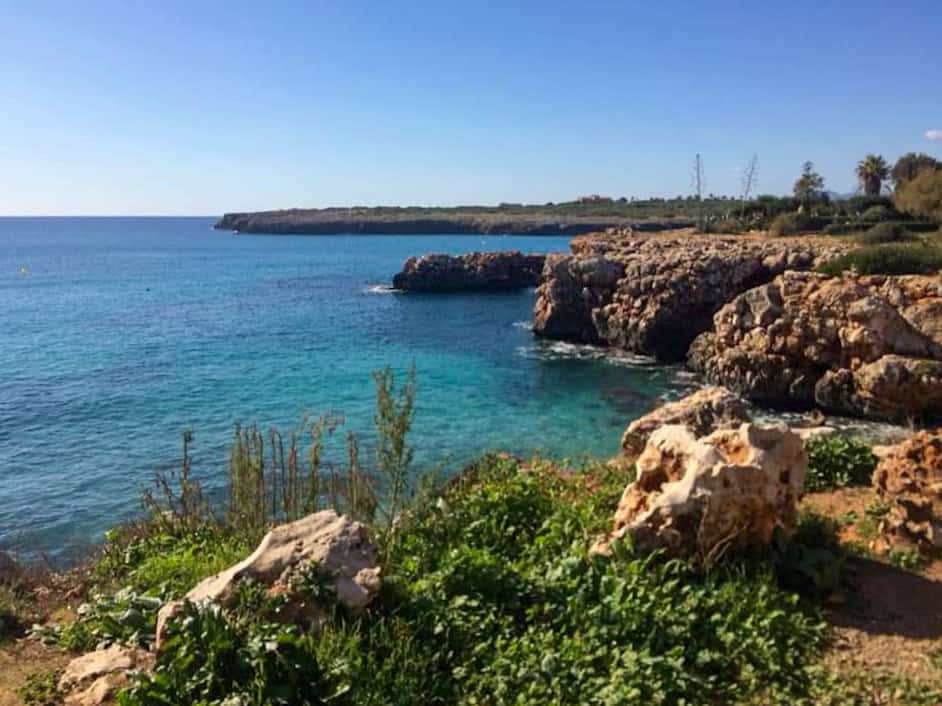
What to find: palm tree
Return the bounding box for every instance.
[856,154,890,196]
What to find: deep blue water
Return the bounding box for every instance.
[0,217,694,560]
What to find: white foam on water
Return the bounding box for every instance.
[516,340,658,367]
[512,320,534,331]
[364,284,397,294]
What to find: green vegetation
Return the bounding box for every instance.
[768,212,805,236]
[114,455,832,706]
[818,241,942,276]
[891,152,941,188]
[16,669,64,706]
[895,169,942,222]
[804,437,878,492]
[854,220,918,245]
[855,154,890,197]
[793,161,825,206]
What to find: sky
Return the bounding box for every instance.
[1,0,940,215]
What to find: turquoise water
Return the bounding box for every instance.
[0,218,693,560]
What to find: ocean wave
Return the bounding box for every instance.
[511,320,534,331]
[516,340,657,367]
[363,284,397,294]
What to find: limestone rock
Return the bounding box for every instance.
[872,430,942,554]
[620,386,751,458]
[533,254,625,342]
[689,272,942,420]
[59,645,154,706]
[156,510,380,646]
[392,251,545,292]
[533,231,848,360]
[594,423,807,558]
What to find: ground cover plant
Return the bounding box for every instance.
[817,241,942,275]
[804,436,878,492]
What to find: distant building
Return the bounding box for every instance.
[577,194,613,203]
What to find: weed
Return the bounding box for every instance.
[16,670,63,706]
[805,437,877,492]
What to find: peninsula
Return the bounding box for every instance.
[214,202,701,235]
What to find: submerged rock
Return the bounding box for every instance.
[59,645,154,706]
[594,423,807,558]
[533,231,847,360]
[620,386,751,458]
[156,510,380,646]
[392,251,546,292]
[688,272,942,420]
[872,430,942,555]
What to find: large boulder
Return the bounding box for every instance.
[156,510,380,646]
[392,251,545,292]
[593,423,807,558]
[59,645,154,706]
[689,272,942,420]
[620,386,751,458]
[533,231,847,360]
[872,430,942,554]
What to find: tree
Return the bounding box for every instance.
[856,154,890,196]
[793,161,825,206]
[891,152,941,188]
[894,169,942,223]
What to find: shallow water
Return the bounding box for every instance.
[1,218,705,560]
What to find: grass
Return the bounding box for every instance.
[817,241,942,275]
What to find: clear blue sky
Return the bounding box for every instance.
[2,0,940,215]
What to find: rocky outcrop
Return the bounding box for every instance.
[59,645,154,706]
[620,386,750,458]
[533,254,625,342]
[594,423,807,558]
[872,430,942,554]
[533,231,848,360]
[156,510,380,646]
[392,251,545,292]
[688,272,942,420]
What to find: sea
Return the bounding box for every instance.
[1,217,704,561]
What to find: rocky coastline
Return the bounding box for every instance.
[397,227,942,423]
[392,251,545,292]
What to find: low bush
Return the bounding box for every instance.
[804,436,878,492]
[860,204,895,222]
[16,670,64,706]
[855,221,918,245]
[768,212,804,236]
[817,242,942,276]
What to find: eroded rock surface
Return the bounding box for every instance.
[59,645,154,706]
[156,510,380,646]
[392,251,545,292]
[872,430,942,554]
[620,386,751,458]
[533,231,847,360]
[594,423,807,557]
[688,272,942,420]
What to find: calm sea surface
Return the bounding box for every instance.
[0,217,696,560]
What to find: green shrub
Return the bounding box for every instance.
[769,212,802,236]
[817,242,942,276]
[855,221,917,245]
[804,437,877,492]
[0,584,24,641]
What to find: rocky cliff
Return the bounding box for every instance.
[392,252,546,292]
[688,272,942,421]
[533,229,849,360]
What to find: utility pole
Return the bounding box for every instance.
[739,154,759,219]
[693,154,704,231]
